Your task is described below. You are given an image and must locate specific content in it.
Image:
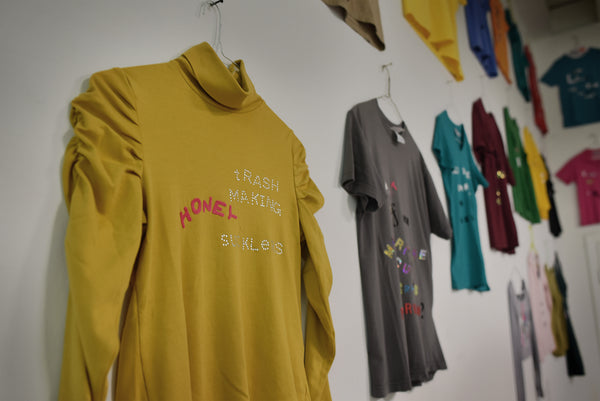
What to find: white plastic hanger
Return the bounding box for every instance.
[200,0,240,70]
[376,63,403,125]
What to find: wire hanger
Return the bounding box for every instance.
[377,63,403,125]
[444,79,463,126]
[200,0,239,70]
[589,133,600,159]
[568,34,588,58]
[479,74,486,104]
[510,264,525,289]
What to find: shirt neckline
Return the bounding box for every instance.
[442,110,466,151]
[175,42,263,112]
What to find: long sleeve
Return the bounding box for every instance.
[293,138,335,401]
[60,68,144,401]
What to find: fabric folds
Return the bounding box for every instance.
[403,0,467,81]
[60,43,335,401]
[321,0,385,50]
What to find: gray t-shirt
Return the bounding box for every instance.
[341,99,452,397]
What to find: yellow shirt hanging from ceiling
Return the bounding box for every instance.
[523,126,551,220]
[402,0,467,81]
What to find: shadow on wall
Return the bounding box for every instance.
[43,78,89,398]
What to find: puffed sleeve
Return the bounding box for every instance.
[59,68,144,401]
[293,137,335,401]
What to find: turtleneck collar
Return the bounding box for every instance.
[177,42,262,110]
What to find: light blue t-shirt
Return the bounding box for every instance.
[433,111,490,291]
[541,47,600,127]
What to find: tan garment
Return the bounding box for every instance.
[321,0,385,50]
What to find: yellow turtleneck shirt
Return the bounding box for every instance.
[60,43,335,401]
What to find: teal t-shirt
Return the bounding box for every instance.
[506,9,530,102]
[432,111,490,291]
[541,47,600,127]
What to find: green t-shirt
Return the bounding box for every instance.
[504,107,540,223]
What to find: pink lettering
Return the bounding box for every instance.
[191,198,202,214]
[212,200,225,217]
[203,197,213,213]
[228,205,237,220]
[402,264,411,274]
[180,207,191,228]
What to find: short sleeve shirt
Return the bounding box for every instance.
[465,0,498,77]
[541,48,600,127]
[504,108,540,223]
[506,10,530,101]
[403,0,467,81]
[432,110,490,291]
[341,99,452,397]
[490,0,511,83]
[523,127,551,220]
[472,99,518,254]
[525,45,548,134]
[527,252,556,362]
[556,149,600,225]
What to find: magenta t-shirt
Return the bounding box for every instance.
[556,149,600,226]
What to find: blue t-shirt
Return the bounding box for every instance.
[432,111,490,291]
[506,10,529,102]
[465,0,498,77]
[541,47,600,127]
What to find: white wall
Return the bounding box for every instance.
[0,1,599,400]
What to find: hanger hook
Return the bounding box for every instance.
[200,0,237,68]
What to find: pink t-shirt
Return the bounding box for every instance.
[556,148,600,226]
[527,251,555,362]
